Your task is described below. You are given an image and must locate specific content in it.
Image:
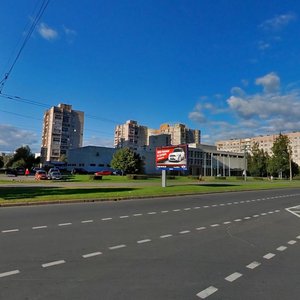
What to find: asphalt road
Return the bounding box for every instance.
[1,188,300,299]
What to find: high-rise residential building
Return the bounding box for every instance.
[114,120,201,149]
[114,120,148,149]
[216,132,300,166]
[41,103,84,164]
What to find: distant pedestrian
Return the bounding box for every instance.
[25,168,30,176]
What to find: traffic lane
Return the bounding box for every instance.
[1,188,300,229]
[0,192,296,272]
[1,188,300,232]
[0,212,299,300]
[0,194,289,271]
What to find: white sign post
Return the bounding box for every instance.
[162,169,167,187]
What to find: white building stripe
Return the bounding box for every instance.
[263,253,275,259]
[225,272,243,282]
[82,252,102,258]
[0,270,20,278]
[42,260,66,268]
[246,261,261,269]
[196,286,218,299]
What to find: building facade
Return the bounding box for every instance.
[216,132,300,166]
[41,103,84,164]
[114,120,201,149]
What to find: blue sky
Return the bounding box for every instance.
[1,0,300,153]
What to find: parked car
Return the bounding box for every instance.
[71,168,89,174]
[48,171,62,180]
[35,170,48,180]
[94,170,112,176]
[6,168,17,177]
[16,167,25,175]
[168,148,185,162]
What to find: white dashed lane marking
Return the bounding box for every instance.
[58,223,72,226]
[160,234,173,239]
[32,226,47,230]
[263,253,276,260]
[42,260,66,268]
[82,252,102,258]
[133,213,143,216]
[81,220,93,223]
[101,218,112,221]
[119,215,129,219]
[246,261,261,269]
[288,240,297,245]
[179,230,190,234]
[196,286,218,299]
[1,229,19,233]
[0,270,20,278]
[137,239,151,244]
[109,244,126,250]
[225,272,243,282]
[277,246,287,251]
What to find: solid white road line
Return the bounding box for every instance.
[82,252,102,258]
[137,239,151,244]
[288,240,297,245]
[109,244,126,250]
[196,286,218,299]
[32,226,47,229]
[1,229,19,233]
[58,223,72,226]
[263,253,275,259]
[246,261,261,269]
[42,260,66,268]
[277,246,287,251]
[0,270,20,278]
[225,272,243,282]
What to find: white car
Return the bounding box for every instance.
[168,148,185,162]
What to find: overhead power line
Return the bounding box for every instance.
[0,0,50,93]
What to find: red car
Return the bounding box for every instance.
[35,170,48,180]
[94,170,112,176]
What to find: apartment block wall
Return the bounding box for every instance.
[41,103,84,164]
[216,132,300,166]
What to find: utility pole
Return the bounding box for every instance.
[289,146,292,181]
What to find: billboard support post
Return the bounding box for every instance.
[162,169,167,187]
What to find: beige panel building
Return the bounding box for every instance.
[216,132,300,166]
[114,120,201,149]
[41,103,84,164]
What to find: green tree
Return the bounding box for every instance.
[111,148,143,175]
[8,146,37,169]
[267,134,290,178]
[248,142,268,177]
[0,156,4,169]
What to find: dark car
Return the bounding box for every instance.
[71,168,89,174]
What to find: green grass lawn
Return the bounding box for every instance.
[1,175,300,205]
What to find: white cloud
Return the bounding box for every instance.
[189,72,300,144]
[260,13,297,31]
[255,72,280,93]
[63,25,77,43]
[258,41,270,50]
[0,125,39,152]
[38,23,58,40]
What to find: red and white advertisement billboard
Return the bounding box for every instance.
[156,145,188,170]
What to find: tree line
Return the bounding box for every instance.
[247,133,299,178]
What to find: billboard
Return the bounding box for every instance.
[156,145,188,170]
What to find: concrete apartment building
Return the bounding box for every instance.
[216,132,300,166]
[41,103,84,164]
[114,120,201,149]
